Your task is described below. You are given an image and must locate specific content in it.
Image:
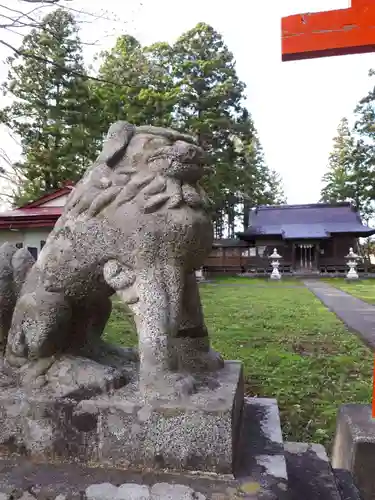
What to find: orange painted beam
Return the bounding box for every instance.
[282,0,375,61]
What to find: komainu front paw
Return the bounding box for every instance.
[199,348,224,372]
[175,338,225,373]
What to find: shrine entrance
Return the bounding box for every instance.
[294,243,316,271]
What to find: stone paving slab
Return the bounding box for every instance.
[285,442,342,500]
[0,458,239,499]
[304,280,375,349]
[0,455,283,499]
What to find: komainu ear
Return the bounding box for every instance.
[96,121,136,168]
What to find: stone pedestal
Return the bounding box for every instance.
[332,404,375,500]
[0,394,293,500]
[0,361,243,475]
[0,382,360,499]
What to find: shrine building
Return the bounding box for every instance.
[205,202,375,275]
[0,188,374,275]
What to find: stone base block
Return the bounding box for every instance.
[333,469,362,500]
[332,403,375,500]
[235,397,288,499]
[285,442,342,500]
[0,361,243,475]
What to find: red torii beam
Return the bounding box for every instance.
[282,0,375,61]
[282,1,375,417]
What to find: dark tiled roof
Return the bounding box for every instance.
[213,239,248,247]
[282,223,329,239]
[240,202,375,239]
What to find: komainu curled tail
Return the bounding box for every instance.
[0,243,35,354]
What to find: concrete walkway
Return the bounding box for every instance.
[304,280,375,350]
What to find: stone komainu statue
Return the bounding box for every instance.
[0,122,223,396]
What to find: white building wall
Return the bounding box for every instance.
[0,228,53,257]
[23,229,52,252]
[0,191,68,257]
[0,230,26,247]
[40,194,69,207]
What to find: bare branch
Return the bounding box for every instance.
[0,148,13,166]
[0,1,131,77]
[0,162,26,190]
[0,192,14,199]
[0,3,100,46]
[2,127,22,148]
[0,38,116,85]
[0,173,19,185]
[63,5,129,24]
[0,3,50,26]
[21,1,70,4]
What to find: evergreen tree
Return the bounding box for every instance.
[233,126,286,231]
[321,118,354,204]
[169,22,245,233]
[1,18,286,226]
[346,138,375,222]
[92,36,178,130]
[320,117,375,221]
[352,69,375,221]
[168,23,285,235]
[0,8,100,206]
[354,68,375,141]
[90,24,286,237]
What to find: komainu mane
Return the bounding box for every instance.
[0,121,223,398]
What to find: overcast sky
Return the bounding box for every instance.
[0,0,374,206]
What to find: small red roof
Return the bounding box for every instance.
[0,184,73,229]
[19,182,74,208]
[0,207,63,218]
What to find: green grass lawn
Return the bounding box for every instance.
[104,281,373,452]
[208,275,304,285]
[325,278,375,304]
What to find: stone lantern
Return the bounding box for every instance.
[345,247,360,280]
[195,267,204,282]
[269,248,282,280]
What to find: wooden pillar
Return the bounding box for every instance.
[315,242,320,270]
[332,237,337,262]
[292,243,296,270]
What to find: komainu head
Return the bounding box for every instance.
[62,122,212,220]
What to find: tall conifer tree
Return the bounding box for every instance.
[1,8,100,205]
